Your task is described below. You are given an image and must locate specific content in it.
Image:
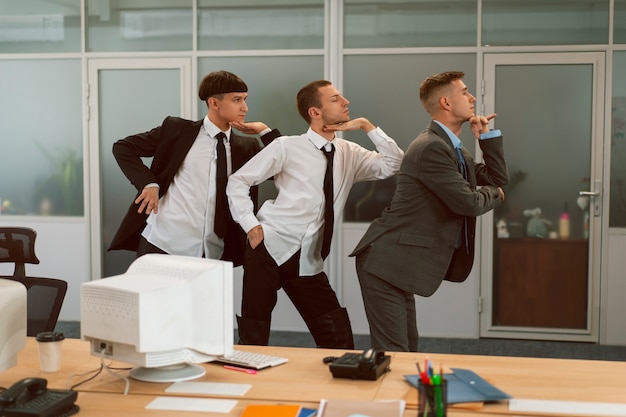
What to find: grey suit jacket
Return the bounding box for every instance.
[350,121,508,296]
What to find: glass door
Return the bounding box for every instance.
[479,53,605,342]
[87,58,192,279]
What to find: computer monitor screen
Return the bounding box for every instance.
[80,254,234,383]
[0,279,27,373]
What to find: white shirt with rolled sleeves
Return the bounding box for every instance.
[227,126,404,276]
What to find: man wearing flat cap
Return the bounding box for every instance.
[109,70,281,266]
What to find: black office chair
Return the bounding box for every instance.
[0,227,68,337]
[0,227,40,277]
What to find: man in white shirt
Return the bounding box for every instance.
[227,80,404,348]
[109,71,281,267]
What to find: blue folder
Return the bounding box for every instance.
[405,368,512,404]
[298,408,317,417]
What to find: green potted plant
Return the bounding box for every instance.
[34,145,83,216]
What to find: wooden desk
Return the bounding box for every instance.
[3,338,626,417]
[377,351,626,415]
[0,337,86,390]
[0,391,505,417]
[61,393,320,417]
[47,340,383,402]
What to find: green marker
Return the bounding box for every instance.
[432,373,444,417]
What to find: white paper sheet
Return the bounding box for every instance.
[509,398,626,416]
[145,396,237,413]
[166,381,251,396]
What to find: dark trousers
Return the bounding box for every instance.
[239,241,353,349]
[242,242,340,322]
[137,236,168,257]
[356,247,419,352]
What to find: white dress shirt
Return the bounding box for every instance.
[142,116,232,258]
[227,126,404,276]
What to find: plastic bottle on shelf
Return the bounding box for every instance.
[559,203,570,239]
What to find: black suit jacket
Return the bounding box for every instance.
[108,116,280,267]
[350,121,508,296]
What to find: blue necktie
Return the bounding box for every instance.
[456,147,467,180]
[455,147,469,253]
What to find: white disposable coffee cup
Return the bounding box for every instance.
[36,331,65,372]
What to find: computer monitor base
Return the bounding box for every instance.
[129,363,206,383]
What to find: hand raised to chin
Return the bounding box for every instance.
[469,113,496,138]
[323,117,375,132]
[230,121,269,135]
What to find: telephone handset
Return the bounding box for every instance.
[0,378,48,409]
[354,347,375,373]
[0,378,79,417]
[328,348,391,380]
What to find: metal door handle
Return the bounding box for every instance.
[578,180,601,216]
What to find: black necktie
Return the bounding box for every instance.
[455,147,469,253]
[214,132,228,238]
[321,144,335,260]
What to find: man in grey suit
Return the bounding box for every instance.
[350,71,509,352]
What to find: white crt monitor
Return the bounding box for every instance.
[80,254,234,382]
[0,278,27,373]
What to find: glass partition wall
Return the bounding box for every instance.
[1,0,623,227]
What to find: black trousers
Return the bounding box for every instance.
[241,242,341,325]
[136,236,168,257]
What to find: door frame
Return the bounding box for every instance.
[87,57,192,281]
[479,52,606,342]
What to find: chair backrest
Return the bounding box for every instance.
[0,227,40,277]
[0,227,66,336]
[4,275,68,337]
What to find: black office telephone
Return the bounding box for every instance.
[327,348,391,381]
[0,378,79,417]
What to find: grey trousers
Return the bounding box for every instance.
[356,248,419,352]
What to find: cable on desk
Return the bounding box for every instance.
[67,363,104,391]
[98,348,131,395]
[66,351,131,390]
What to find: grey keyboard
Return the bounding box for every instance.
[218,349,288,369]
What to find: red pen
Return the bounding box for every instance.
[417,360,430,384]
[224,365,257,374]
